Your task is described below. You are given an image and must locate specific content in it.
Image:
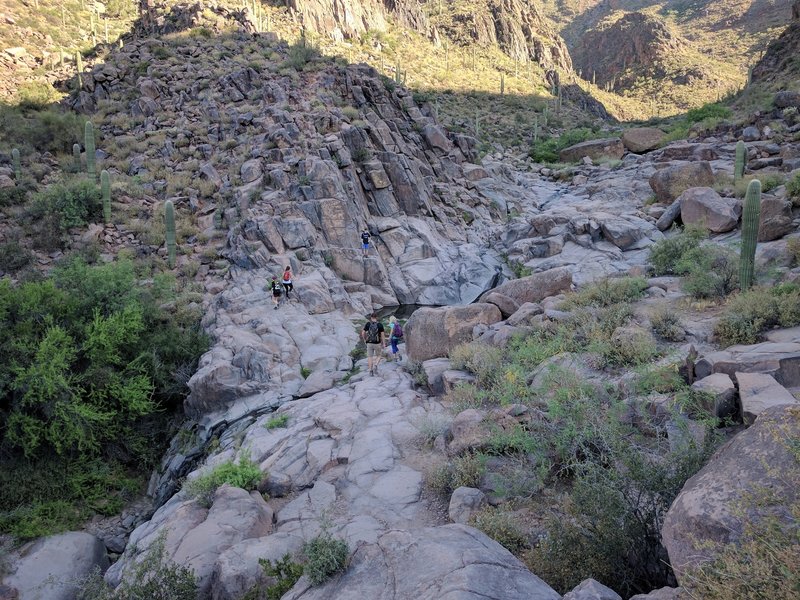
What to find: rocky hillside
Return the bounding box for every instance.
[540,0,795,116]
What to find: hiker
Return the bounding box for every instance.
[270,276,282,309]
[361,228,371,257]
[361,313,385,376]
[282,266,294,299]
[388,315,404,361]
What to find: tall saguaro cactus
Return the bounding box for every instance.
[165,200,176,268]
[84,121,96,180]
[100,170,111,224]
[734,140,746,183]
[11,148,21,180]
[76,51,83,90]
[739,179,762,291]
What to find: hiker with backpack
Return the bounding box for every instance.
[269,276,283,309]
[361,313,385,376]
[388,315,404,362]
[282,266,294,300]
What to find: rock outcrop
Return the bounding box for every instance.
[405,303,502,362]
[282,524,560,600]
[662,404,800,585]
[2,532,109,600]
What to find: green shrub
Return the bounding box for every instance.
[648,225,707,276]
[649,308,684,341]
[678,246,739,299]
[529,127,603,164]
[258,553,304,600]
[265,414,289,430]
[448,343,502,386]
[686,102,732,123]
[561,277,648,309]
[634,364,687,396]
[77,533,197,600]
[285,39,319,70]
[714,285,800,346]
[0,185,28,206]
[0,239,33,273]
[734,173,785,198]
[528,440,715,596]
[787,172,800,206]
[28,178,102,246]
[469,508,529,553]
[303,534,349,586]
[183,455,262,507]
[0,104,86,154]
[15,82,62,110]
[426,453,486,497]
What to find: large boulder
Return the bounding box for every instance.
[661,405,800,585]
[758,195,794,242]
[563,578,622,600]
[448,487,487,524]
[481,267,572,307]
[735,372,798,424]
[678,187,739,233]
[622,128,665,153]
[649,162,715,203]
[282,524,560,600]
[106,485,273,595]
[691,373,737,420]
[774,90,800,108]
[405,304,502,362]
[559,138,625,163]
[2,532,109,600]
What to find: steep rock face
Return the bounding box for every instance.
[283,0,429,41]
[751,0,800,84]
[436,0,573,72]
[572,12,690,91]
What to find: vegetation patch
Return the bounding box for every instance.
[469,508,529,553]
[183,455,262,508]
[255,553,304,600]
[560,276,648,309]
[714,284,800,346]
[265,414,289,430]
[302,533,349,586]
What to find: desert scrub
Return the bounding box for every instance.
[303,533,349,586]
[183,455,262,507]
[787,172,800,206]
[264,413,289,430]
[77,533,197,599]
[412,413,452,447]
[734,173,785,198]
[714,284,800,346]
[648,225,707,276]
[649,307,684,341]
[426,453,486,497]
[469,508,529,553]
[256,553,304,600]
[448,342,502,386]
[679,246,739,299]
[560,276,648,309]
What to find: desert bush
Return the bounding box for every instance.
[649,308,684,341]
[77,533,197,600]
[257,553,304,600]
[469,508,529,553]
[285,39,319,70]
[561,276,648,309]
[0,185,28,206]
[528,439,715,597]
[264,413,289,430]
[183,455,262,507]
[426,453,486,497]
[788,237,800,266]
[0,238,33,273]
[15,82,62,110]
[734,173,785,198]
[714,285,800,346]
[28,178,101,248]
[634,364,687,396]
[685,102,732,124]
[341,106,359,120]
[528,127,603,164]
[303,534,348,586]
[0,104,86,154]
[412,413,451,446]
[787,172,800,206]
[648,225,707,276]
[448,343,502,386]
[679,246,739,299]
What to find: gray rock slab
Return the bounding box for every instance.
[563,578,622,600]
[735,372,798,424]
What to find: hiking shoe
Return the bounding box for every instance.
[274,305,278,310]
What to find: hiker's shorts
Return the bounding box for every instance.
[367,343,382,358]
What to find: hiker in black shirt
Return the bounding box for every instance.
[361,313,385,375]
[361,229,371,257]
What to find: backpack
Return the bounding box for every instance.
[283,270,292,282]
[365,321,381,344]
[272,282,282,293]
[392,322,403,339]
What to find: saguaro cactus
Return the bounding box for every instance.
[84,121,96,179]
[739,179,762,291]
[73,143,82,171]
[500,72,505,95]
[11,148,21,180]
[734,140,746,183]
[100,170,111,223]
[76,51,83,89]
[165,200,176,268]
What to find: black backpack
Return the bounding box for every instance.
[365,321,381,344]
